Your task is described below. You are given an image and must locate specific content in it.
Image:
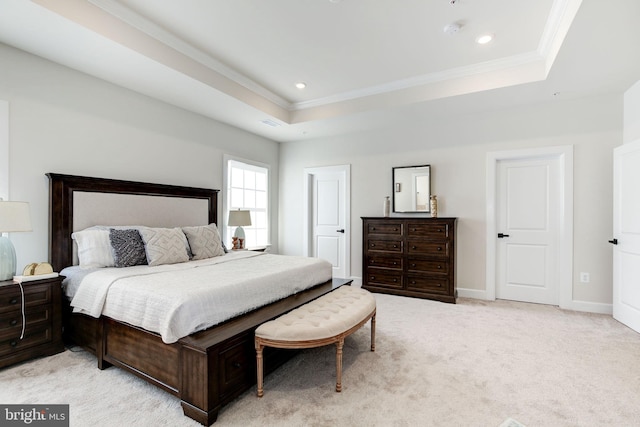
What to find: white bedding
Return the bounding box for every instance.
[61,251,332,343]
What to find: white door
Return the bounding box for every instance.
[496,156,560,305]
[304,165,350,279]
[612,140,640,333]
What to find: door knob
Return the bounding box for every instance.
[497,233,510,238]
[608,238,618,245]
[336,229,345,233]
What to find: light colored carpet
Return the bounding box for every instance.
[2,294,640,426]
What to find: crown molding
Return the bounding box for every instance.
[88,0,291,110]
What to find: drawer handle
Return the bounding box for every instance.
[392,279,397,283]
[410,281,416,285]
[393,262,397,265]
[371,227,376,231]
[412,246,417,250]
[410,263,416,267]
[436,283,442,287]
[9,298,18,305]
[10,340,18,348]
[370,244,376,248]
[437,265,442,269]
[370,260,375,264]
[393,245,397,248]
[393,228,398,231]
[370,276,376,280]
[10,319,18,326]
[437,247,442,251]
[233,362,241,368]
[412,228,417,232]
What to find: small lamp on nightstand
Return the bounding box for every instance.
[228,209,251,250]
[0,200,32,281]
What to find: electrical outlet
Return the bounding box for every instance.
[580,272,590,283]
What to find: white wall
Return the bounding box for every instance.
[0,43,279,272]
[624,80,640,143]
[280,94,622,307]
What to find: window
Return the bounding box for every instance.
[226,159,269,248]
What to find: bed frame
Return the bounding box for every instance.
[47,173,336,425]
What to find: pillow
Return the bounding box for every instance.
[139,227,190,266]
[71,228,115,268]
[109,229,147,268]
[182,224,225,260]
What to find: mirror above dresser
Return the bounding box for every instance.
[392,165,431,213]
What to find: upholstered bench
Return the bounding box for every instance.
[254,285,376,397]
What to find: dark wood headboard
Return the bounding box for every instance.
[47,173,219,272]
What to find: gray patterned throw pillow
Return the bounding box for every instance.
[109,229,147,268]
[182,223,225,260]
[139,227,190,266]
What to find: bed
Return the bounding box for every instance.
[47,173,339,425]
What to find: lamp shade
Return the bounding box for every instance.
[228,209,251,227]
[0,201,32,232]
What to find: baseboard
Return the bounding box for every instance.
[456,287,487,300]
[561,300,613,315]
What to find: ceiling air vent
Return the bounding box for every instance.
[261,119,282,127]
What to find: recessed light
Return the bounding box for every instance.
[295,82,307,89]
[476,34,493,44]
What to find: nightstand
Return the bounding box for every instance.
[0,276,65,369]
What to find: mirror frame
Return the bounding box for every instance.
[392,165,431,213]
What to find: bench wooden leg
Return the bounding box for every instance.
[336,338,344,392]
[371,313,376,352]
[256,342,264,397]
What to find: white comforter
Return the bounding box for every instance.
[61,252,332,343]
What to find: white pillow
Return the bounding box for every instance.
[72,228,115,268]
[182,224,225,260]
[139,227,190,266]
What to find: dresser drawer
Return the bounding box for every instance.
[0,325,51,357]
[367,239,402,253]
[406,241,449,257]
[407,258,449,275]
[366,255,403,270]
[0,283,52,315]
[366,222,403,236]
[0,305,52,340]
[406,276,449,295]
[407,222,450,239]
[366,269,403,289]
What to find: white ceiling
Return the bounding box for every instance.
[0,0,639,142]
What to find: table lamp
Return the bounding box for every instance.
[228,209,251,250]
[0,200,32,281]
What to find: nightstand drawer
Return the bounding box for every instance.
[0,277,63,369]
[0,325,51,357]
[0,283,52,314]
[0,306,52,340]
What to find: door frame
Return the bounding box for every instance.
[303,165,351,278]
[486,145,573,309]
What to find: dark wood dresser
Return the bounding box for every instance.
[362,217,457,303]
[0,276,64,368]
